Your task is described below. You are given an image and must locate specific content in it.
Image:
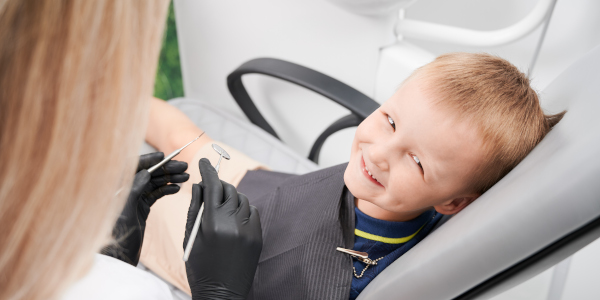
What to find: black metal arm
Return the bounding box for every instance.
[227,58,380,163]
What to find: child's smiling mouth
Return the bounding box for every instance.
[361,156,384,187]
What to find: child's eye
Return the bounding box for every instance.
[412,155,423,171]
[387,115,395,130]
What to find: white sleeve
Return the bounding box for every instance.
[61,254,173,300]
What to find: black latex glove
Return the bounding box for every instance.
[184,158,262,300]
[102,152,189,266]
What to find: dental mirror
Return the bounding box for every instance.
[211,143,230,173]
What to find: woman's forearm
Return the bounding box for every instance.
[146,97,212,164]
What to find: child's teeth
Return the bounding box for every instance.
[364,164,380,184]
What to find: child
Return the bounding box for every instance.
[139,53,564,299]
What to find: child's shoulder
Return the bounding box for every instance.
[281,163,348,188]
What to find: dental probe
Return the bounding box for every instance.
[183,144,231,262]
[147,132,204,173]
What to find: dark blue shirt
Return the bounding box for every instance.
[349,207,442,300]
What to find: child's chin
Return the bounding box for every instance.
[344,162,376,201]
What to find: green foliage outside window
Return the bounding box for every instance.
[154,1,184,100]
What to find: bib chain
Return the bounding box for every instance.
[353,256,384,278]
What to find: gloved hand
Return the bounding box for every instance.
[102,152,189,266]
[184,158,262,300]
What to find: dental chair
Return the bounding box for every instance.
[136,44,600,300]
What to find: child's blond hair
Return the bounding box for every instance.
[412,53,564,193]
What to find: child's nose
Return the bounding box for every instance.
[369,141,391,171]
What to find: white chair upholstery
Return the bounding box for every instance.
[141,98,318,175]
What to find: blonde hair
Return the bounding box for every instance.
[0,1,168,299]
[412,53,565,193]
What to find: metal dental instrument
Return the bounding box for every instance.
[183,144,231,262]
[211,144,231,172]
[147,132,204,173]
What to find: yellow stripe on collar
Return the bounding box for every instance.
[354,223,426,244]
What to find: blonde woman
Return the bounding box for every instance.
[0,1,261,300]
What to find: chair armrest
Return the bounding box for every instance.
[227,57,380,163]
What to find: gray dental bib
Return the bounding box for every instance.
[237,163,355,300]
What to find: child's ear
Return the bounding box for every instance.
[433,194,480,215]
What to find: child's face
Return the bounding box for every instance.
[344,77,485,221]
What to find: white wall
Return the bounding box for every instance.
[405,0,600,92]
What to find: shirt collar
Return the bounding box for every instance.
[354,207,435,244]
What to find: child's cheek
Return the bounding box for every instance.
[363,117,381,138]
